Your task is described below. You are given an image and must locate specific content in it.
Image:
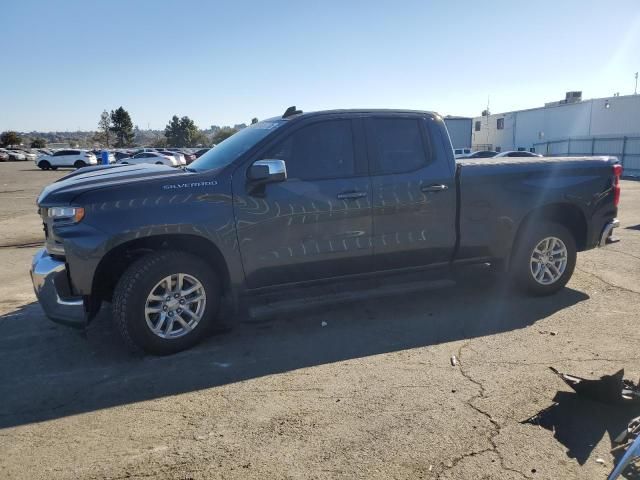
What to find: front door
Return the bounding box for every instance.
[232,116,373,288]
[365,115,457,271]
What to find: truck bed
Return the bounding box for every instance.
[455,156,619,262]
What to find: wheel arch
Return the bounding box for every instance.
[91,234,232,305]
[512,202,588,256]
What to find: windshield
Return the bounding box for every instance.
[188,120,284,172]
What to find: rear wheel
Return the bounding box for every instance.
[112,251,221,355]
[510,222,576,295]
[38,160,51,170]
[74,160,86,169]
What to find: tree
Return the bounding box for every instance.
[211,127,237,145]
[251,117,259,125]
[0,131,21,147]
[95,110,112,147]
[110,107,134,147]
[164,115,200,147]
[152,136,168,148]
[30,138,46,148]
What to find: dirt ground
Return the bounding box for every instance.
[0,161,639,480]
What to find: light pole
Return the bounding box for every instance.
[635,72,638,95]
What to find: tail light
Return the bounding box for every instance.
[613,164,622,206]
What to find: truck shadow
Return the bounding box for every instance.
[0,279,588,430]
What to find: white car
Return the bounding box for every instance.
[37,149,98,170]
[158,150,186,165]
[14,149,37,162]
[118,151,179,167]
[0,149,26,161]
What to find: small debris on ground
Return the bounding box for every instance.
[595,458,606,465]
[539,330,558,336]
[450,355,458,367]
[321,321,327,327]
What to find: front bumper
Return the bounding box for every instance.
[30,248,86,327]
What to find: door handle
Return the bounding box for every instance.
[337,191,367,200]
[420,184,449,193]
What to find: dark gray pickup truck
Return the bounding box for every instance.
[31,108,622,354]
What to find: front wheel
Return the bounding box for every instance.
[38,160,51,170]
[510,222,576,295]
[112,251,221,354]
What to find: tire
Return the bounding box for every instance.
[112,251,221,355]
[38,160,51,170]
[74,160,86,169]
[510,221,576,296]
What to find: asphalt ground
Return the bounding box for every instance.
[0,161,639,479]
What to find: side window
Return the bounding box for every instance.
[368,118,429,174]
[474,121,481,131]
[264,120,355,180]
[497,118,504,130]
[54,150,68,156]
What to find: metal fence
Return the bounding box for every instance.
[534,136,640,178]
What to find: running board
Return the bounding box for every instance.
[246,277,456,321]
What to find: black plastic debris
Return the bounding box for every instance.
[549,367,640,405]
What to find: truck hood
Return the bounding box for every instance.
[37,163,187,206]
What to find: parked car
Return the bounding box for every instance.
[14,149,38,162]
[454,148,472,158]
[180,150,197,164]
[194,148,210,158]
[114,150,133,161]
[0,148,26,161]
[494,151,543,158]
[0,151,9,162]
[90,150,117,164]
[460,150,498,159]
[165,147,196,165]
[118,151,179,167]
[30,107,622,355]
[37,149,98,170]
[159,150,186,165]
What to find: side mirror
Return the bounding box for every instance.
[247,159,287,184]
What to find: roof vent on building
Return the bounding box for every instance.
[565,91,582,103]
[545,91,583,107]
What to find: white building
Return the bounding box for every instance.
[471,92,640,176]
[443,116,472,150]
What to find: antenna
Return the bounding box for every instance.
[282,106,303,118]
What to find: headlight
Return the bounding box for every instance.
[48,206,85,224]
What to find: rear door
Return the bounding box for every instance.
[233,116,373,288]
[365,115,456,271]
[52,150,72,166]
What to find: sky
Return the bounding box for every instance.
[2,0,640,132]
